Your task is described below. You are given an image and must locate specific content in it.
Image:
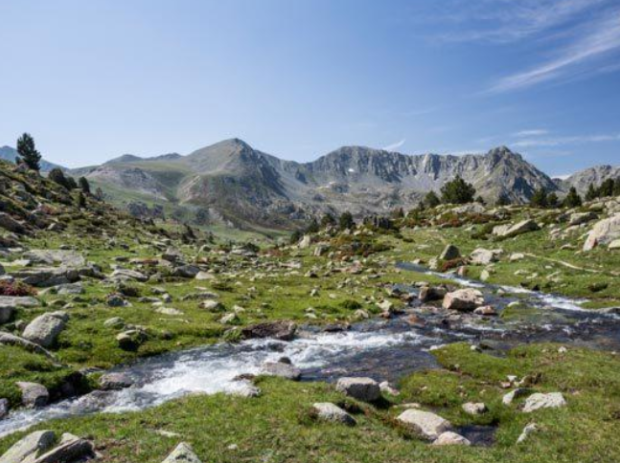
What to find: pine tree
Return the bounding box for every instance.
[75,191,86,209]
[423,191,440,208]
[79,177,91,195]
[320,213,336,228]
[530,188,548,208]
[440,176,476,204]
[585,183,598,201]
[497,193,511,206]
[547,192,559,208]
[306,218,319,234]
[599,179,615,198]
[16,133,42,172]
[564,187,582,208]
[614,179,620,196]
[48,168,71,189]
[339,211,355,230]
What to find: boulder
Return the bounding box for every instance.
[502,388,530,405]
[433,431,471,446]
[0,332,56,359]
[173,265,200,278]
[199,300,224,312]
[298,235,312,249]
[30,433,94,463]
[12,267,80,287]
[473,305,496,316]
[439,244,460,261]
[462,402,488,415]
[396,409,452,441]
[22,311,69,348]
[336,377,381,402]
[0,430,55,463]
[470,248,502,265]
[584,214,620,251]
[493,219,540,238]
[0,212,26,234]
[262,360,301,381]
[110,268,149,282]
[442,289,484,311]
[162,442,202,463]
[568,212,598,226]
[312,402,356,426]
[99,372,134,391]
[418,286,446,303]
[523,392,566,413]
[609,239,620,250]
[0,398,8,420]
[17,381,49,408]
[116,329,147,351]
[242,321,297,341]
[23,250,86,267]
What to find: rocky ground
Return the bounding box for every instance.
[0,160,619,462]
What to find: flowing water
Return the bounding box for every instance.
[1,264,619,438]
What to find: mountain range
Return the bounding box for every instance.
[2,139,618,231]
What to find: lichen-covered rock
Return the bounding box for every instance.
[0,430,55,463]
[433,431,471,446]
[396,409,452,441]
[584,214,620,251]
[17,381,49,408]
[442,289,484,311]
[22,311,69,348]
[336,377,381,402]
[162,442,202,463]
[312,402,356,426]
[493,219,540,238]
[523,392,566,413]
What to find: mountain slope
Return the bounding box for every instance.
[560,165,620,195]
[0,146,64,172]
[75,140,560,230]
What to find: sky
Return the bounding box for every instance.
[1,0,619,176]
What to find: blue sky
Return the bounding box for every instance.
[1,0,619,176]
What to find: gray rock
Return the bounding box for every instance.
[493,219,540,238]
[312,402,356,426]
[199,300,224,312]
[22,311,69,348]
[262,361,301,381]
[162,442,202,463]
[99,372,134,391]
[502,388,531,405]
[0,332,56,359]
[0,212,26,234]
[241,321,297,341]
[0,398,8,420]
[17,381,49,408]
[23,250,86,267]
[231,382,261,398]
[462,402,488,415]
[523,392,566,413]
[584,214,620,251]
[12,267,80,287]
[396,409,452,441]
[116,329,147,351]
[568,212,597,226]
[110,268,148,282]
[517,423,538,443]
[433,431,471,446]
[442,288,484,311]
[0,430,55,463]
[418,286,447,302]
[0,296,39,327]
[336,377,381,402]
[174,265,200,278]
[439,244,460,261]
[470,248,502,265]
[29,433,94,463]
[104,317,125,329]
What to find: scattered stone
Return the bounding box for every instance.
[30,433,94,463]
[104,317,125,329]
[493,219,540,238]
[0,398,8,420]
[510,252,525,262]
[470,248,502,265]
[116,329,147,351]
[162,442,202,463]
[110,268,149,282]
[379,381,399,396]
[99,372,134,391]
[0,332,56,359]
[523,392,567,413]
[517,423,538,443]
[199,300,224,312]
[231,382,261,398]
[23,249,86,267]
[568,212,598,226]
[442,288,484,311]
[174,265,200,278]
[22,311,69,348]
[584,214,620,251]
[473,305,497,316]
[336,377,381,402]
[219,313,239,325]
[0,430,56,463]
[17,381,49,408]
[462,402,488,415]
[262,360,301,380]
[439,244,461,261]
[12,267,80,287]
[418,286,446,302]
[156,307,184,316]
[241,321,297,341]
[312,402,356,426]
[433,431,471,446]
[502,388,530,405]
[396,409,452,441]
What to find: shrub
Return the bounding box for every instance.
[0,280,37,296]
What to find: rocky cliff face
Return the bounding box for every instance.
[560,165,620,195]
[74,139,564,229]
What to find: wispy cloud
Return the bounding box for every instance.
[382,139,406,151]
[513,129,549,137]
[512,133,620,148]
[489,9,620,92]
[434,0,609,44]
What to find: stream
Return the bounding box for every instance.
[1,264,619,438]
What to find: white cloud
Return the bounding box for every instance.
[489,9,620,92]
[512,133,620,148]
[513,129,549,137]
[382,139,406,151]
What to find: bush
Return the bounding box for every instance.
[440,176,476,204]
[0,280,37,296]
